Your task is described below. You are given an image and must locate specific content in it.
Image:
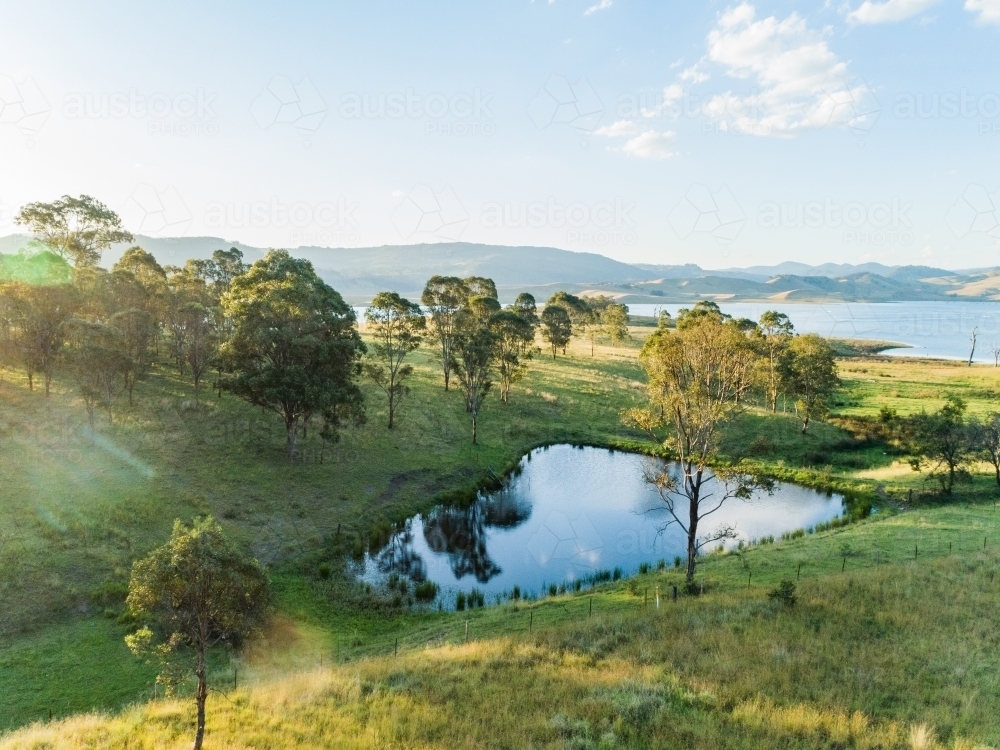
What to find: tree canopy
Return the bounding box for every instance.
[218,250,365,457]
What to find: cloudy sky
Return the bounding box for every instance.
[1,0,999,268]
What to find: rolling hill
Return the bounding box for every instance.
[2,234,1000,304]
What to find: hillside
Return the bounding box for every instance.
[4,234,1000,303]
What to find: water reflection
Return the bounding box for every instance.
[362,445,843,597]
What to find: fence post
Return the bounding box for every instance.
[465,621,469,641]
[394,638,398,657]
[672,585,677,602]
[589,597,593,617]
[529,611,533,634]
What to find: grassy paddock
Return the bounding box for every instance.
[4,333,1000,738]
[3,526,1000,748]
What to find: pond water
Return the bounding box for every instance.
[629,301,1000,363]
[362,445,844,600]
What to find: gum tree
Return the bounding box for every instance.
[363,291,425,429]
[421,275,469,391]
[623,317,768,587]
[779,333,839,433]
[126,517,270,750]
[16,194,133,267]
[218,250,365,458]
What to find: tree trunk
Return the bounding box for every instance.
[388,387,395,429]
[286,417,298,459]
[471,411,478,444]
[194,642,207,750]
[994,463,1000,489]
[44,372,51,398]
[27,371,33,391]
[686,473,700,588]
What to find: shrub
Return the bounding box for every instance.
[748,436,777,456]
[510,585,521,601]
[638,562,650,575]
[414,580,438,602]
[673,556,682,569]
[549,583,558,597]
[612,567,623,581]
[768,579,797,606]
[456,591,466,611]
[469,589,485,608]
[318,563,331,580]
[657,559,666,570]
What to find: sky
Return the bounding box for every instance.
[1,0,1000,270]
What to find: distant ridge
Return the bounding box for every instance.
[2,234,999,303]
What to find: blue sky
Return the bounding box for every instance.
[1,0,999,269]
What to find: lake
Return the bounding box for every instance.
[362,444,844,600]
[629,301,1000,363]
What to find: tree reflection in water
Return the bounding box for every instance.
[372,520,428,581]
[375,488,533,584]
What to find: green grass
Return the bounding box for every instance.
[3,501,1000,748]
[4,334,1000,743]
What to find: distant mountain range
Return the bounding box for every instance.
[2,234,999,305]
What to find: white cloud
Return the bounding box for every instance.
[594,119,640,136]
[846,0,941,24]
[966,0,1000,24]
[584,0,613,15]
[618,130,677,159]
[703,3,878,135]
[679,59,711,84]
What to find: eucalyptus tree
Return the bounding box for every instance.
[452,320,496,444]
[759,310,794,412]
[602,302,631,347]
[779,333,839,433]
[421,275,469,391]
[540,304,572,358]
[218,250,365,458]
[8,282,75,396]
[623,317,768,587]
[110,308,155,406]
[177,301,218,402]
[363,291,425,429]
[126,517,271,750]
[489,310,534,403]
[15,194,132,267]
[63,319,126,428]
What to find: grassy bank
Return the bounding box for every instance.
[3,332,1000,737]
[3,499,1000,748]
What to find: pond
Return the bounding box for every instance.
[362,445,844,600]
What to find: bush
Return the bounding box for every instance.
[768,580,797,606]
[414,580,438,602]
[612,567,623,581]
[673,556,682,569]
[510,585,521,601]
[657,559,666,570]
[748,436,777,456]
[549,583,558,597]
[638,562,650,575]
[469,589,485,608]
[317,563,331,580]
[456,591,466,611]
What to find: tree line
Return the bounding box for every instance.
[0,195,648,454]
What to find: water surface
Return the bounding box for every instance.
[363,445,843,599]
